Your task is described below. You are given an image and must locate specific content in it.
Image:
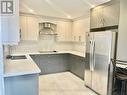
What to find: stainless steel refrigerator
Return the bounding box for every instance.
[85,30,118,95]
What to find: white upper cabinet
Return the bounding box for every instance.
[72,20,80,42]
[72,17,90,42]
[20,16,72,42]
[103,0,120,27]
[20,16,39,41]
[57,21,72,42]
[91,7,103,29]
[20,16,27,40]
[90,0,120,29]
[27,16,39,41]
[1,0,19,45]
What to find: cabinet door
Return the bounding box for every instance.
[57,21,72,42]
[2,0,19,44]
[1,17,9,43]
[20,16,28,40]
[79,18,90,42]
[20,16,39,41]
[72,18,90,42]
[27,17,39,41]
[65,22,72,41]
[103,1,120,27]
[70,55,85,79]
[90,8,98,29]
[8,16,20,44]
[57,21,65,41]
[72,20,80,42]
[5,74,39,95]
[32,54,69,75]
[91,0,120,29]
[84,18,90,42]
[90,7,103,29]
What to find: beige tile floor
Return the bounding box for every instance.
[39,72,97,95]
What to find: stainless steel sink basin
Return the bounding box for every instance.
[7,55,27,60]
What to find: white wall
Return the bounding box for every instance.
[10,41,72,54]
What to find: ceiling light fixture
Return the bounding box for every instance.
[91,5,95,8]
[67,15,71,19]
[29,9,34,13]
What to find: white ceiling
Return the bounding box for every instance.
[20,0,110,19]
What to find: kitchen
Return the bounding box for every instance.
[0,0,127,95]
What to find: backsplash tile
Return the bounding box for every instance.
[71,42,86,53]
[10,41,73,54]
[10,37,85,54]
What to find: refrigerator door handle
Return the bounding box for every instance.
[92,40,96,71]
[90,40,93,71]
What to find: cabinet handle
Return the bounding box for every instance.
[102,18,105,26]
[79,36,81,42]
[20,29,21,39]
[74,36,76,41]
[100,17,103,27]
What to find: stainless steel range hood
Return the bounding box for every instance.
[39,22,57,35]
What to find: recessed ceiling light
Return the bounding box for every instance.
[29,9,34,13]
[67,15,71,19]
[91,5,95,8]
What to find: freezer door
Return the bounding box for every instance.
[92,31,113,95]
[85,32,94,88]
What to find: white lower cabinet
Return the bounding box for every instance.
[20,16,39,41]
[5,74,39,95]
